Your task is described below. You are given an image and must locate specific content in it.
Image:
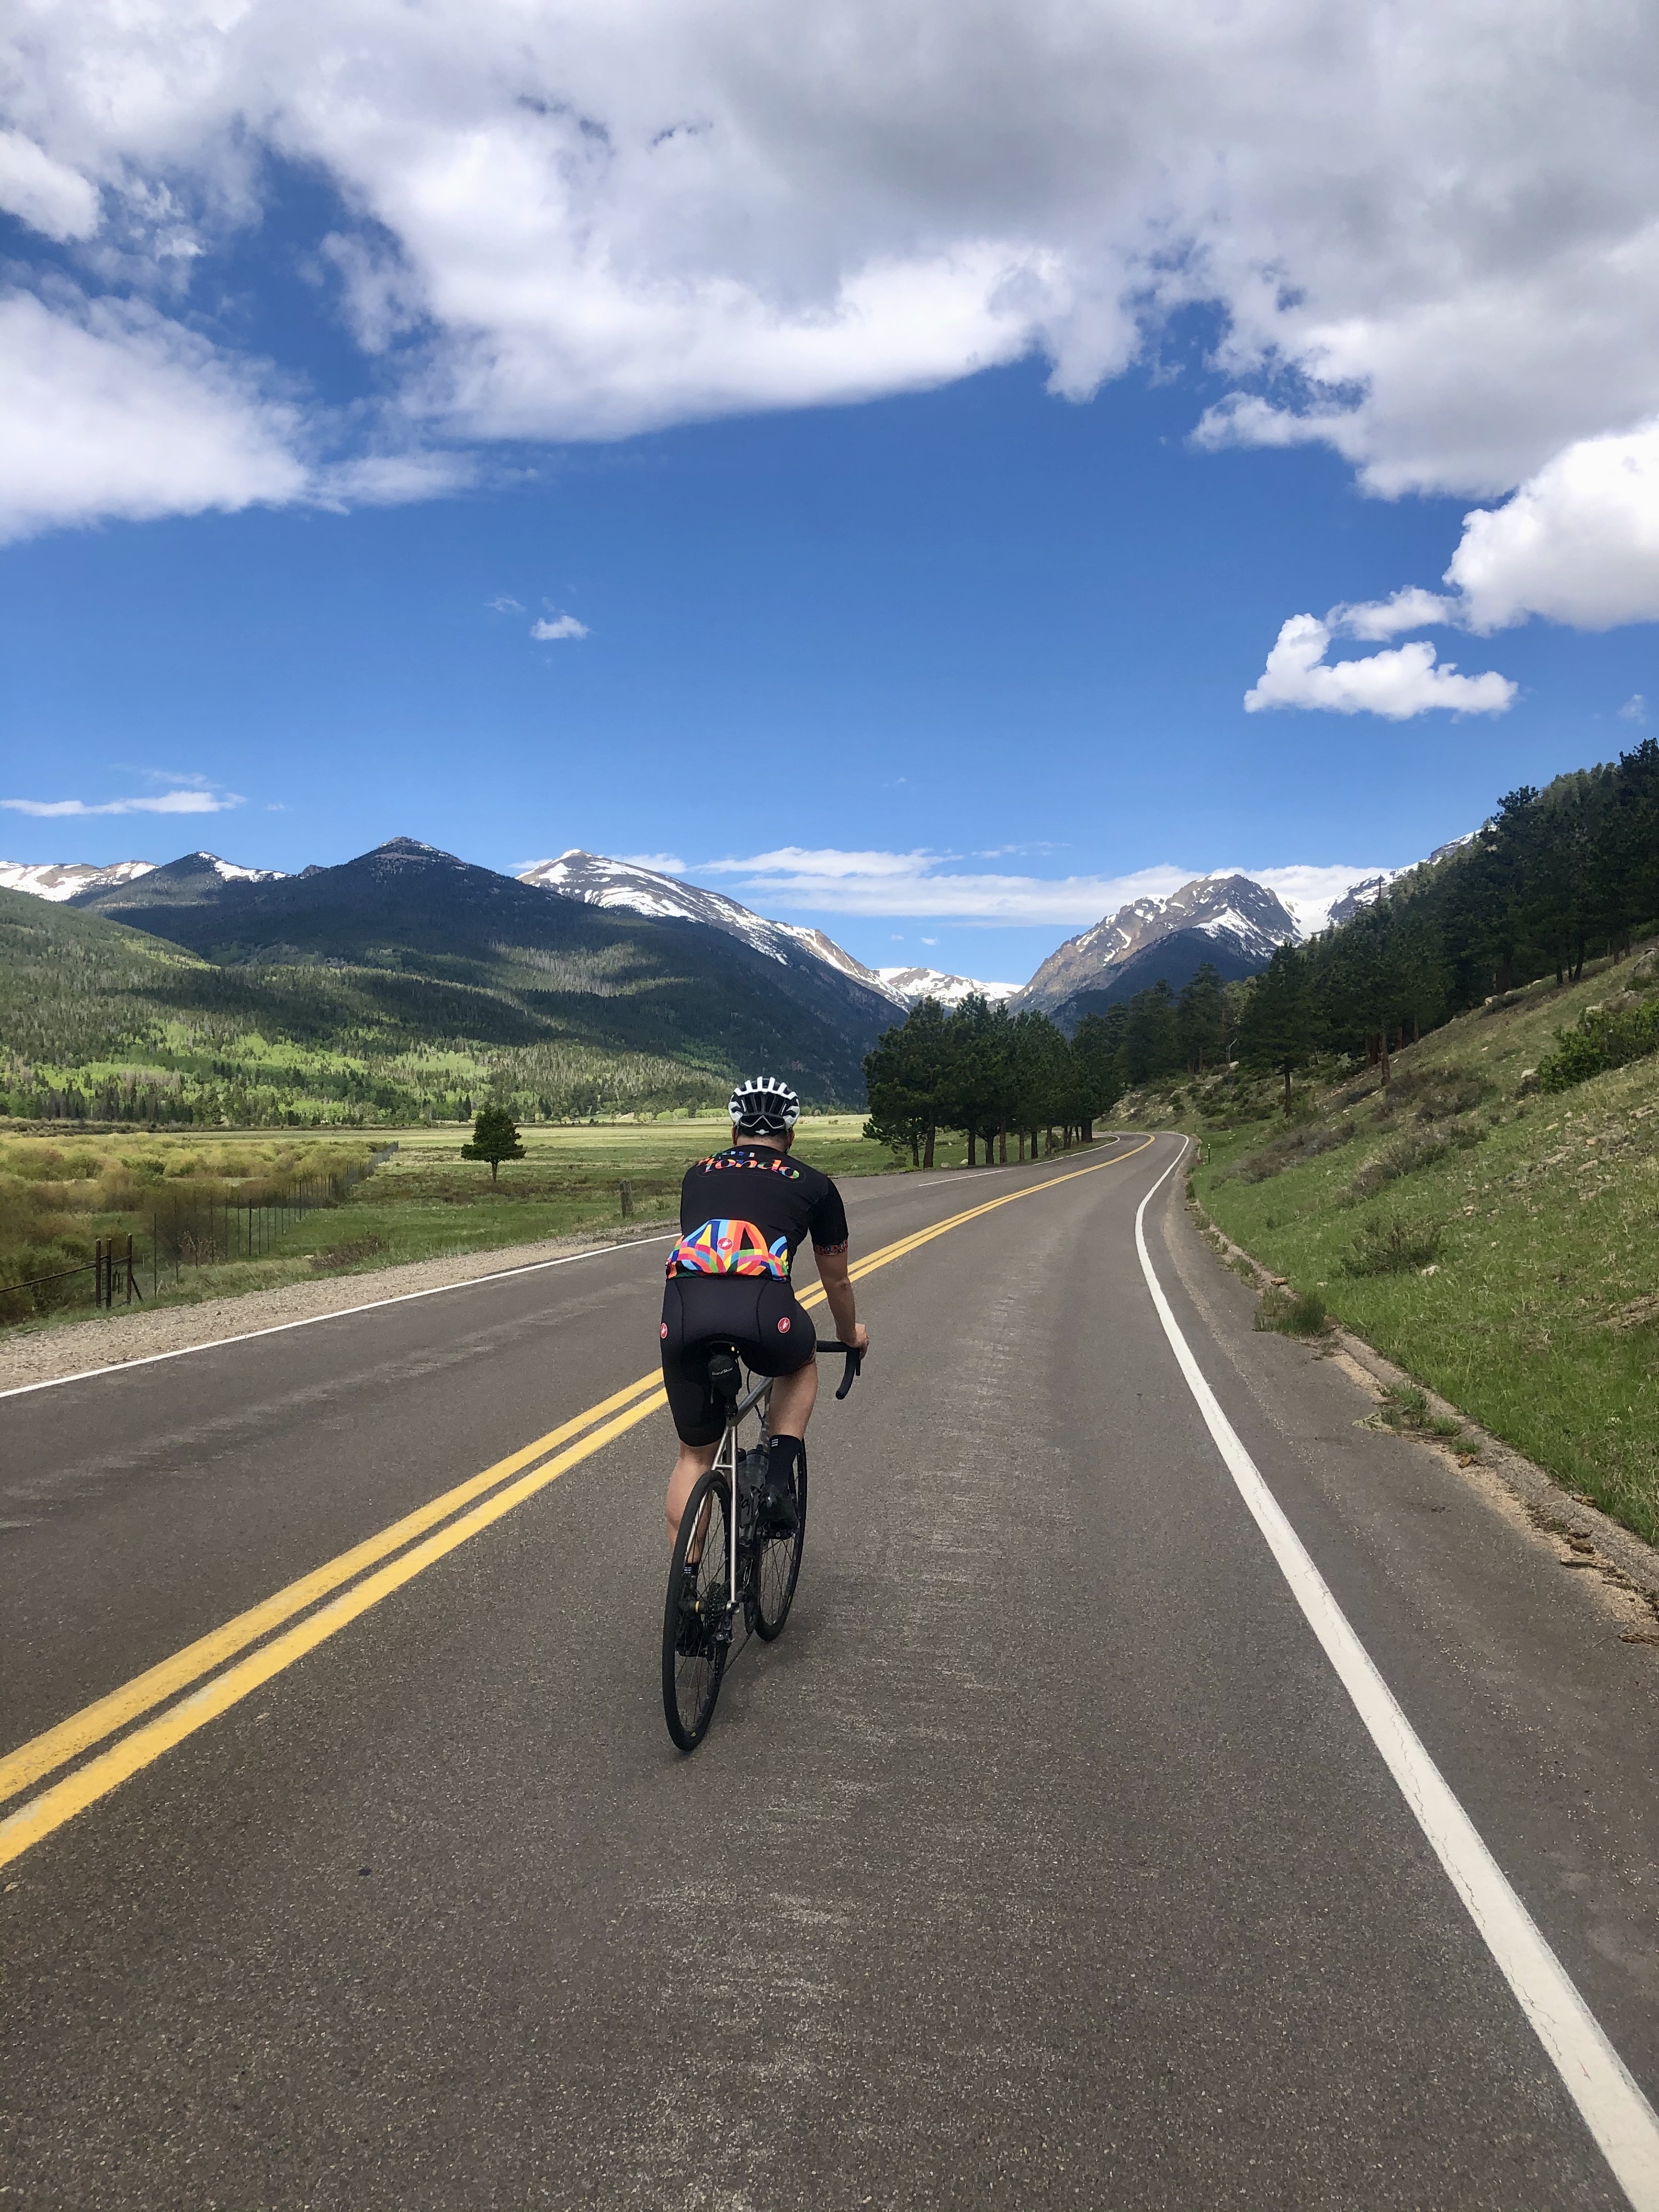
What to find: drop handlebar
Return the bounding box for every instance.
[814,1338,864,1400]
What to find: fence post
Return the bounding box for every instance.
[618,1180,634,1219]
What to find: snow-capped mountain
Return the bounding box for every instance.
[1017,874,1300,1012]
[194,853,289,884]
[2,853,285,902]
[0,859,157,902]
[519,850,907,1006]
[877,966,1020,1009]
[1323,837,1474,928]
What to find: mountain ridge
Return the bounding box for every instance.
[66,837,899,1100]
[1015,873,1300,1013]
[517,849,906,1005]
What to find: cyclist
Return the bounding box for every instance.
[661,1076,868,1549]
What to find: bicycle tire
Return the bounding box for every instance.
[753,1439,807,1641]
[663,1470,731,1752]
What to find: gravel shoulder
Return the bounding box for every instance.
[0,1222,678,1395]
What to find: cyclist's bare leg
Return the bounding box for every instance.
[765,1359,817,1441]
[667,1440,719,1550]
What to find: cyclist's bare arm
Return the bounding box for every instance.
[813,1246,868,1358]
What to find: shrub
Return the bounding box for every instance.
[1255,1284,1330,1336]
[1347,1116,1484,1200]
[311,1235,387,1273]
[1537,998,1659,1093]
[1238,1119,1356,1182]
[1341,1216,1443,1276]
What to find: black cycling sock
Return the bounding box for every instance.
[765,1434,803,1493]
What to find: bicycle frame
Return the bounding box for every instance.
[714,1370,773,1619]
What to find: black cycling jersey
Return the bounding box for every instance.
[667,1144,848,1280]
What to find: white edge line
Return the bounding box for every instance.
[1,1142,1131,1403]
[1133,1135,1659,2211]
[0,1234,680,1402]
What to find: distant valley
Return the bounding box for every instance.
[0,835,1432,1125]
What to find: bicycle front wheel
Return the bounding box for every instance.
[662,1470,731,1752]
[753,1440,807,1641]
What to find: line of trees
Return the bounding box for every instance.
[863,996,1126,1165]
[1231,737,1659,1107]
[864,962,1237,1164]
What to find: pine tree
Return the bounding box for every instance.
[461,1103,526,1181]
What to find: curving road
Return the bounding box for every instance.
[2,1134,1656,2209]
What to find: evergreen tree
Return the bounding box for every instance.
[864,997,951,1166]
[461,1103,526,1181]
[1176,962,1227,1074]
[1238,945,1314,1111]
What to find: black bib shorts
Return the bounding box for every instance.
[659,1274,816,1446]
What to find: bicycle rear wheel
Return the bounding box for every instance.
[753,1440,807,1641]
[663,1470,731,1751]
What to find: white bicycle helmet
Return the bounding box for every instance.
[727,1075,802,1135]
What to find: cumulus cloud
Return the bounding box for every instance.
[1283,416,1659,656]
[1244,614,1516,719]
[4,0,1659,610]
[1329,588,1458,641]
[530,614,589,641]
[1,788,243,816]
[1443,419,1659,631]
[0,291,306,541]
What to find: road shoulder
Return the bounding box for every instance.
[0,1222,679,1396]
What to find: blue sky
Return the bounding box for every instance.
[2,4,1655,988]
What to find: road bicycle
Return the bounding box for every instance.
[662,1336,860,1751]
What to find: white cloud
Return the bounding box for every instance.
[530,613,589,641]
[618,851,687,873]
[1,788,244,817]
[488,595,524,613]
[0,290,306,541]
[1443,419,1659,631]
[1244,614,1516,719]
[1329,588,1458,641]
[1620,694,1649,724]
[699,847,1193,924]
[1243,864,1389,933]
[4,0,1659,562]
[693,846,1400,929]
[0,131,99,240]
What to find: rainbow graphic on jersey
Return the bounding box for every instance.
[666,1218,791,1279]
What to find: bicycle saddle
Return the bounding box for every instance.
[704,1347,742,1404]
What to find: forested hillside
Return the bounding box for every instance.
[862,738,1659,1153]
[2,838,901,1125]
[0,887,718,1125]
[1226,741,1659,1099]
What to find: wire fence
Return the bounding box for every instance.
[0,1144,398,1322]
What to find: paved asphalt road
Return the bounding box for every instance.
[2,1135,1656,2208]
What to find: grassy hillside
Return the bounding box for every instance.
[1171,946,1659,1545]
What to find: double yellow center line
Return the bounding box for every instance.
[0,1137,1154,1869]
